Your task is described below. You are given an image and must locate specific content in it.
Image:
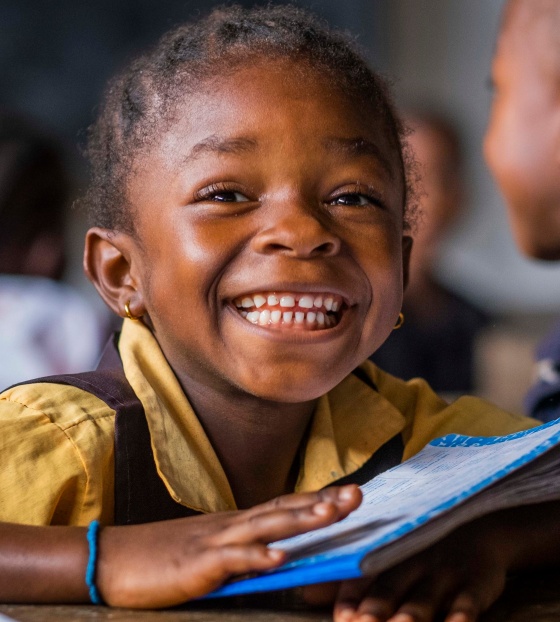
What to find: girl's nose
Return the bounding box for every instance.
[251,201,341,258]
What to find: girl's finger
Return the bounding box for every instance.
[165,486,360,534]
[247,485,362,517]
[334,570,421,622]
[344,563,458,622]
[444,573,505,622]
[187,543,287,597]
[445,591,480,622]
[352,579,413,622]
[383,571,458,622]
[334,578,387,622]
[215,497,352,545]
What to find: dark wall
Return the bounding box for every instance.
[1,0,389,158]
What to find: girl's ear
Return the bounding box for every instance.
[83,227,146,320]
[402,235,413,291]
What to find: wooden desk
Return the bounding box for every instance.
[0,605,329,621]
[2,570,560,621]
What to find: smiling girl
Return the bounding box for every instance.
[1,6,559,621]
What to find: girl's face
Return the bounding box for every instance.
[126,61,409,402]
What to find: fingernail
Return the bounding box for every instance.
[447,614,469,622]
[338,485,356,501]
[267,548,284,561]
[389,615,414,622]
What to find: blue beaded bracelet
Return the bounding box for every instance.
[86,520,104,605]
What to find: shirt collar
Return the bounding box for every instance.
[296,369,405,491]
[119,319,405,512]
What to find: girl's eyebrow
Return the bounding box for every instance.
[322,136,395,180]
[184,135,258,163]
[181,134,394,180]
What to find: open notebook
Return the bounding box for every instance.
[208,417,560,598]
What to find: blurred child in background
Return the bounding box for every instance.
[372,112,488,397]
[0,112,107,388]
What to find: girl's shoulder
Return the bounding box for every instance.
[357,360,537,460]
[0,380,116,525]
[0,379,116,430]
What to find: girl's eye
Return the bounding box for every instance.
[330,193,376,207]
[194,184,251,203]
[210,190,249,203]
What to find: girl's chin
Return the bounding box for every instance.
[236,373,346,404]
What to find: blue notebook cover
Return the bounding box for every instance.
[206,418,560,599]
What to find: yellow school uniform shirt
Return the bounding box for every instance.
[0,319,536,526]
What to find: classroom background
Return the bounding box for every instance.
[2,0,559,413]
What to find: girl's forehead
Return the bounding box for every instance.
[156,61,402,170]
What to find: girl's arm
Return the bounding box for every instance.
[0,485,361,608]
[0,523,90,602]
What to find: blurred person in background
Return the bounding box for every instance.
[372,112,489,397]
[484,0,560,424]
[0,111,106,389]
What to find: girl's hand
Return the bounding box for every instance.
[331,523,509,622]
[97,484,362,608]
[302,512,521,622]
[302,501,560,622]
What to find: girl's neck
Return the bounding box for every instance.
[177,374,317,509]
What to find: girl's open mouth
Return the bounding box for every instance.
[232,291,345,330]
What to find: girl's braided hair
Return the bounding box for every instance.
[81,4,416,234]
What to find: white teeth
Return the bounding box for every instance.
[241,304,336,328]
[237,292,342,329]
[283,311,293,323]
[258,309,271,325]
[280,295,295,308]
[299,295,314,309]
[253,294,266,308]
[247,311,260,323]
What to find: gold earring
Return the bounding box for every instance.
[124,301,141,321]
[393,312,404,330]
